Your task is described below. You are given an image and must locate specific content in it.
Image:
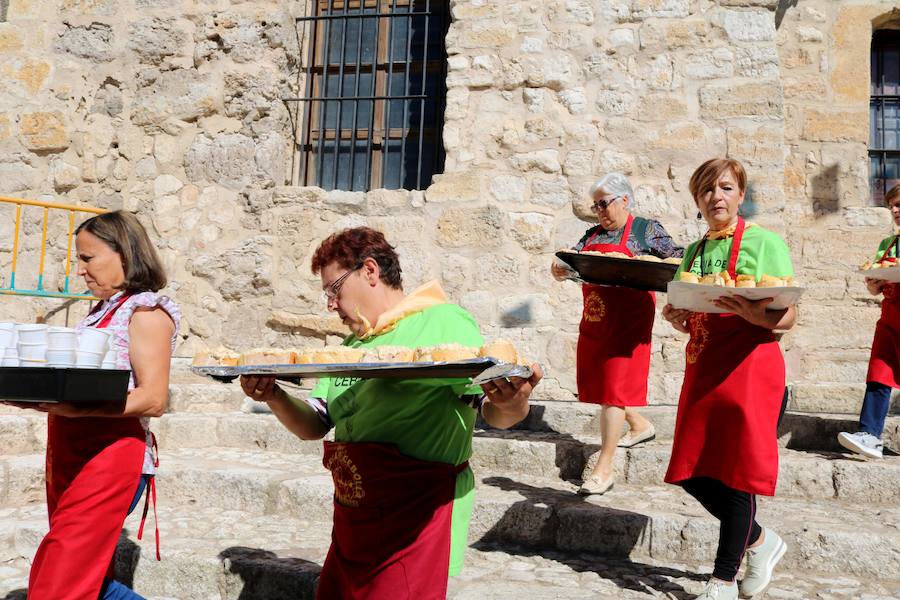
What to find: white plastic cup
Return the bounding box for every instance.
[76,350,104,368]
[0,322,14,330]
[100,361,116,370]
[0,329,13,350]
[16,342,47,361]
[4,347,17,358]
[1,357,19,367]
[16,324,48,344]
[102,349,116,363]
[48,327,79,350]
[46,349,76,366]
[78,328,112,354]
[20,358,48,368]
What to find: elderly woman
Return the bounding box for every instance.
[838,182,900,459]
[662,159,796,600]
[551,172,682,495]
[240,227,542,600]
[18,211,180,600]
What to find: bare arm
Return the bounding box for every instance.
[480,364,543,429]
[240,375,329,441]
[714,297,797,331]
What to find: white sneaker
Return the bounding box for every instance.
[696,579,738,599]
[740,528,787,598]
[837,431,884,459]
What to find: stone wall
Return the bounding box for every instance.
[0,0,899,409]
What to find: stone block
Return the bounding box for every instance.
[684,47,734,79]
[19,111,69,152]
[436,206,505,248]
[183,133,255,190]
[53,21,113,61]
[127,17,186,64]
[132,69,218,127]
[636,93,688,121]
[510,150,561,174]
[699,82,782,119]
[631,0,691,20]
[726,124,783,166]
[490,174,528,203]
[802,109,868,143]
[0,25,24,53]
[509,212,554,252]
[831,6,883,104]
[721,9,775,42]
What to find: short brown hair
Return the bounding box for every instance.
[311,227,403,289]
[885,183,900,206]
[75,210,167,293]
[689,158,747,205]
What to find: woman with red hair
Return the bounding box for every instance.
[240,226,542,600]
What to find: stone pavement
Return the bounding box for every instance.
[1,365,899,599]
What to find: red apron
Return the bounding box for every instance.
[664,218,785,496]
[867,238,900,388]
[576,214,656,406]
[316,441,468,600]
[29,295,151,600]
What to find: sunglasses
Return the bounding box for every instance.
[591,196,622,211]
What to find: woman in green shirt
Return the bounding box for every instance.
[662,159,797,600]
[240,226,542,600]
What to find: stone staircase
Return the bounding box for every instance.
[1,363,899,599]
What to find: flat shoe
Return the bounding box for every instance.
[618,425,656,448]
[578,474,614,495]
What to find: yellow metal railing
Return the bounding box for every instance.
[0,196,107,301]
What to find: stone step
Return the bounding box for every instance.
[2,448,898,579]
[2,504,897,600]
[3,420,900,505]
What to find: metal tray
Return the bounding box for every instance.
[858,265,900,283]
[192,358,501,384]
[666,281,806,314]
[556,250,679,292]
[0,367,131,404]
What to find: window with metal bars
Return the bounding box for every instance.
[288,0,449,192]
[870,29,900,204]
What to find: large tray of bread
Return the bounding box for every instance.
[859,257,900,282]
[555,250,681,292]
[667,271,805,314]
[191,340,530,383]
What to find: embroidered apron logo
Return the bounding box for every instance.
[686,313,709,365]
[325,445,365,507]
[584,291,606,322]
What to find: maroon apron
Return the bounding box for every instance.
[664,218,785,496]
[867,237,900,388]
[317,441,468,600]
[576,214,656,406]
[29,295,154,600]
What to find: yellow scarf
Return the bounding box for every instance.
[358,279,448,340]
[705,221,754,240]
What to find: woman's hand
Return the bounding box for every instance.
[866,277,886,296]
[713,295,774,327]
[662,304,692,333]
[240,375,283,404]
[550,259,578,282]
[481,364,543,429]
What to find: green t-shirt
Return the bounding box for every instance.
[310,302,484,576]
[675,224,794,280]
[874,235,899,261]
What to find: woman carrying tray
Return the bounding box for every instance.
[838,182,900,459]
[661,159,796,600]
[551,172,682,495]
[240,227,542,600]
[21,211,180,599]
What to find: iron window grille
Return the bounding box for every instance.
[870,29,900,203]
[286,0,449,192]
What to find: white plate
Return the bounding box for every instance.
[858,265,900,283]
[666,281,805,314]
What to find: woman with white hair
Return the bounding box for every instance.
[552,172,682,495]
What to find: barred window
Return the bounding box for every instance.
[870,29,900,203]
[289,0,449,192]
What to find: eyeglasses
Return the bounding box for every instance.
[591,197,622,211]
[323,264,363,304]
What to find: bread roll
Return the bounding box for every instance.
[372,345,416,363]
[294,350,316,364]
[699,274,718,285]
[478,339,518,364]
[758,274,784,288]
[192,347,240,367]
[239,348,296,366]
[663,257,683,265]
[312,346,365,364]
[680,272,700,284]
[635,254,662,262]
[735,274,756,288]
[415,344,479,363]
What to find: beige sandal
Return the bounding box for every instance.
[618,424,656,448]
[578,473,614,495]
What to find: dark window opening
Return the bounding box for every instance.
[287,0,449,192]
[870,28,900,203]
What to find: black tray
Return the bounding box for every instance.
[556,250,679,292]
[0,367,131,404]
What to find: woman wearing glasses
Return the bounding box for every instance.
[239,227,542,599]
[551,172,682,495]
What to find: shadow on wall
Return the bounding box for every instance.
[500,300,532,328]
[810,164,842,217]
[775,0,800,29]
[219,547,321,600]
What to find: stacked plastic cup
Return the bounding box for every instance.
[0,323,17,367]
[77,328,112,369]
[16,324,48,368]
[47,327,78,368]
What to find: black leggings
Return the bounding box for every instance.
[681,477,763,581]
